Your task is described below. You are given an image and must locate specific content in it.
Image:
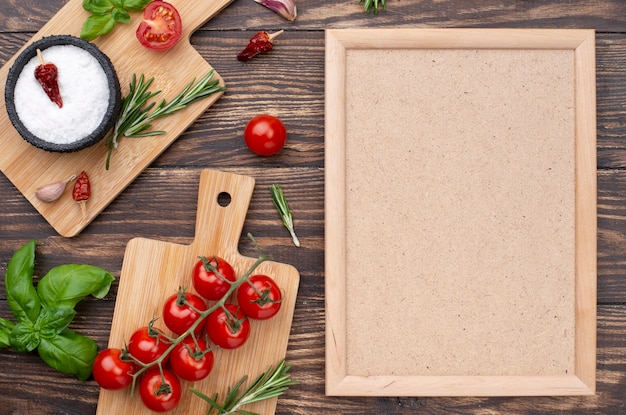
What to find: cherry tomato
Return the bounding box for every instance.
[136,1,182,51]
[92,348,137,390]
[192,256,237,301]
[163,291,208,336]
[237,274,283,320]
[138,367,182,412]
[206,304,250,349]
[127,326,170,365]
[170,336,214,382]
[244,114,287,156]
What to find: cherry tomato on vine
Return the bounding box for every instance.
[138,367,182,412]
[170,336,214,382]
[206,304,250,349]
[244,114,287,156]
[127,325,170,365]
[237,274,283,320]
[192,256,237,301]
[163,291,208,336]
[136,1,182,51]
[92,348,137,390]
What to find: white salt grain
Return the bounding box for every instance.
[13,45,110,145]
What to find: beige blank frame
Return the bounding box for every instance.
[325,29,597,397]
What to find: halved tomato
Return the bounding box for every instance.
[136,1,182,51]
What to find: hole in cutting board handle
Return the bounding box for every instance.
[217,191,232,207]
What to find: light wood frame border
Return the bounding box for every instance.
[324,28,597,397]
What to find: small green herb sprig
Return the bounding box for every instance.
[81,0,152,42]
[104,70,226,169]
[190,359,297,415]
[359,0,386,14]
[270,184,300,247]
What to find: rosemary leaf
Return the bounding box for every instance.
[104,70,225,170]
[190,359,297,415]
[270,184,300,247]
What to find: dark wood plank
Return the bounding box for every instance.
[598,170,626,303]
[4,0,626,32]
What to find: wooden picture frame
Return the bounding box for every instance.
[325,29,597,397]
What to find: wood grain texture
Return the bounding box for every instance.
[0,0,626,414]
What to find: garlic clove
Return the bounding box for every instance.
[35,174,77,203]
[254,0,297,21]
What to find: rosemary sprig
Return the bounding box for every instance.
[190,359,297,415]
[104,70,226,169]
[359,0,386,14]
[270,184,300,247]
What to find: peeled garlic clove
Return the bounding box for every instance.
[254,0,297,21]
[35,174,76,203]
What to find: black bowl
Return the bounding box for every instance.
[4,35,121,153]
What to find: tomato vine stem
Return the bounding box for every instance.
[124,234,272,394]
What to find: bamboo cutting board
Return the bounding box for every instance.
[0,0,234,237]
[97,169,300,414]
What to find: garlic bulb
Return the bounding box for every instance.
[254,0,297,21]
[35,174,76,203]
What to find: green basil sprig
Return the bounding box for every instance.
[80,0,153,42]
[0,240,114,380]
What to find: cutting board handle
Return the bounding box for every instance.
[192,169,256,255]
[176,0,236,39]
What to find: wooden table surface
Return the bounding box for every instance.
[1,1,626,414]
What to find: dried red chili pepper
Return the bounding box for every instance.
[72,171,90,218]
[34,49,63,108]
[237,30,283,62]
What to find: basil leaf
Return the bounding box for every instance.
[112,8,131,24]
[80,14,117,42]
[35,306,76,339]
[37,264,114,309]
[123,0,152,11]
[9,321,40,352]
[5,240,41,324]
[0,317,15,348]
[38,329,98,381]
[82,0,114,15]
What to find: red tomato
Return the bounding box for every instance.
[206,304,250,349]
[127,326,170,365]
[237,274,283,320]
[136,1,182,51]
[170,336,214,382]
[139,367,182,412]
[92,348,137,390]
[192,256,237,301]
[244,114,287,156]
[162,291,208,336]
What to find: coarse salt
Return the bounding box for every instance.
[13,45,110,145]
